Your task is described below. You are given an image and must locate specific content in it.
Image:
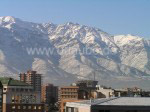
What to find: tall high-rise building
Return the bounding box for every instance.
[19,70,42,92]
[41,83,58,104]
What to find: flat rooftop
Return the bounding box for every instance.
[66,97,150,106]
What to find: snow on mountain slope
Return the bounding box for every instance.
[0,16,150,88]
[114,34,143,46]
[114,35,149,72]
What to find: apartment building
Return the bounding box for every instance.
[19,70,42,92]
[0,77,44,112]
[59,86,79,112]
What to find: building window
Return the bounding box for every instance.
[38,106,41,109]
[20,88,24,92]
[23,106,26,109]
[12,88,15,92]
[33,106,36,110]
[11,96,15,103]
[12,100,15,103]
[74,108,78,112]
[29,89,32,92]
[12,106,15,109]
[16,88,19,92]
[28,106,32,109]
[18,106,21,109]
[66,107,74,112]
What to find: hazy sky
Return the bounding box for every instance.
[0,0,150,38]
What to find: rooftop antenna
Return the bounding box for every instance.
[93,71,95,81]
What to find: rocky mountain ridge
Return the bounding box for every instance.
[0,16,150,89]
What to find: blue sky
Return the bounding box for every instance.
[0,0,150,38]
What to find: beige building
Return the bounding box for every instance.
[59,86,79,112]
[96,85,114,98]
[0,77,44,112]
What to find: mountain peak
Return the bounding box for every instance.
[0,16,19,23]
[65,22,79,26]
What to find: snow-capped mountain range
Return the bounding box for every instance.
[0,16,150,89]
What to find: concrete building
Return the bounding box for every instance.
[41,83,58,104]
[19,70,42,92]
[114,87,142,97]
[0,77,44,112]
[59,80,98,112]
[76,80,98,99]
[66,97,150,112]
[59,86,79,112]
[96,85,114,98]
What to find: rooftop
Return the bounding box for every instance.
[60,86,79,89]
[66,97,150,106]
[0,77,29,86]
